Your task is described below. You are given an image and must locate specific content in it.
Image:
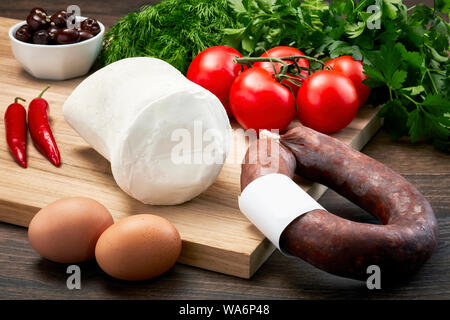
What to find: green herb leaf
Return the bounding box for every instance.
[401,85,425,96]
[435,0,450,13]
[98,0,238,74]
[390,70,407,90]
[408,108,449,143]
[380,100,409,140]
[362,64,385,88]
[409,3,433,26]
[397,45,424,68]
[346,21,366,38]
[383,0,402,19]
[228,0,247,14]
[421,94,450,116]
[407,108,426,142]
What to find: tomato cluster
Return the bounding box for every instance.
[187,46,370,134]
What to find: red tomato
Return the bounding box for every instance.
[187,46,243,117]
[253,46,309,96]
[230,67,296,133]
[325,55,370,107]
[297,70,359,134]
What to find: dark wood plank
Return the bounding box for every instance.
[0,0,448,300]
[0,0,158,28]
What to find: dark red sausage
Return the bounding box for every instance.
[241,126,438,281]
[241,138,296,191]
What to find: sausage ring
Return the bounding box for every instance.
[240,125,438,281]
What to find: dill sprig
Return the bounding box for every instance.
[98,0,237,74]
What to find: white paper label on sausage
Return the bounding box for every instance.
[238,173,324,252]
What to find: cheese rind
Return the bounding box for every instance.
[63,57,231,205]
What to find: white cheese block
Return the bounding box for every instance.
[63,57,231,205]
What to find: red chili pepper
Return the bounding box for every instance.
[4,97,27,168]
[28,86,61,167]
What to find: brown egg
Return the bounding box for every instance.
[95,214,181,281]
[28,197,114,263]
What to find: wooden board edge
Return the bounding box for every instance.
[177,240,252,278]
[0,199,36,227]
[249,238,275,278]
[349,105,383,150]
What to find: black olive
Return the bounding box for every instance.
[55,28,80,44]
[80,18,100,36]
[33,29,50,45]
[26,11,50,31]
[78,30,94,42]
[47,24,60,44]
[29,7,47,16]
[50,10,70,28]
[47,24,59,36]
[15,24,32,43]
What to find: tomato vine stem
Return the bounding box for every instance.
[234,55,326,86]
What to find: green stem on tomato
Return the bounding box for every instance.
[234,55,327,80]
[280,81,299,112]
[278,74,304,86]
[234,55,326,67]
[234,55,326,89]
[284,55,326,67]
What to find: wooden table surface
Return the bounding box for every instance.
[0,0,449,300]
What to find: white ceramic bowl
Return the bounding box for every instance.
[9,17,104,80]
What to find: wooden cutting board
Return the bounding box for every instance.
[0,17,382,278]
